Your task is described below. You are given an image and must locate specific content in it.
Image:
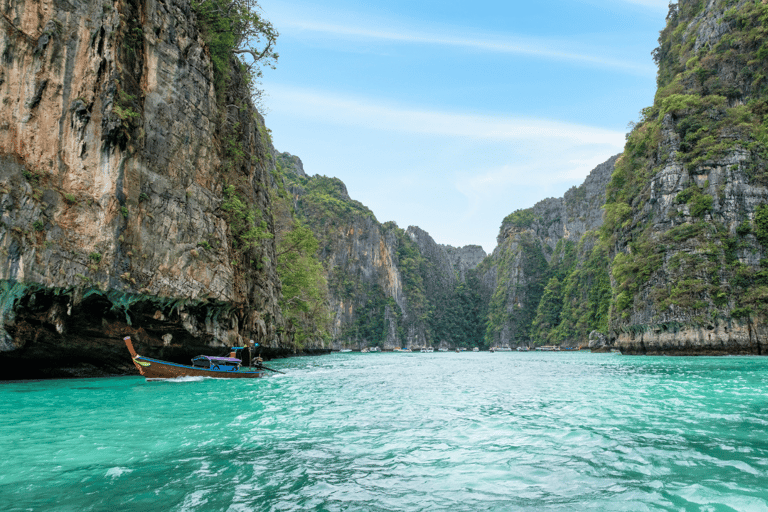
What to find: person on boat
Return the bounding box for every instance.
[249,340,264,369]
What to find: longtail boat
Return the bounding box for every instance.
[124,336,265,379]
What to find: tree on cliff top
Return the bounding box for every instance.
[193,0,278,105]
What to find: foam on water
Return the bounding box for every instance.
[147,376,207,383]
[2,352,768,511]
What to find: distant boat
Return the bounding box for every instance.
[455,348,461,353]
[123,337,265,379]
[516,346,529,352]
[438,348,449,352]
[401,348,412,353]
[340,349,352,353]
[489,347,496,353]
[610,349,622,354]
[370,347,381,352]
[472,347,479,352]
[361,348,370,353]
[497,347,512,352]
[420,347,434,353]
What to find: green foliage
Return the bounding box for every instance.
[611,233,665,317]
[220,184,273,253]
[32,220,44,232]
[691,194,713,217]
[114,90,141,128]
[22,169,41,184]
[755,203,768,246]
[675,187,695,204]
[484,232,548,345]
[731,307,752,319]
[276,220,330,347]
[120,206,129,218]
[192,0,278,104]
[89,252,102,263]
[530,277,563,342]
[286,173,375,230]
[502,208,538,230]
[675,185,713,218]
[547,235,612,343]
[664,222,706,242]
[426,271,488,347]
[602,0,768,328]
[64,193,77,204]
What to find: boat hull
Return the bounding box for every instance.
[124,337,264,379]
[131,356,265,379]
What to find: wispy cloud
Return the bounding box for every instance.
[266,85,627,147]
[276,18,656,76]
[619,0,670,9]
[266,85,625,251]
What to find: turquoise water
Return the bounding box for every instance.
[2,352,768,511]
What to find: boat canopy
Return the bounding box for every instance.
[194,356,241,363]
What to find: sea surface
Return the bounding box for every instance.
[2,352,768,511]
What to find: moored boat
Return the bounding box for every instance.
[124,336,265,379]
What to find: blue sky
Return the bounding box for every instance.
[257,0,671,252]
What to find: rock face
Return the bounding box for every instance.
[478,156,617,348]
[604,0,768,354]
[277,152,488,349]
[443,244,486,281]
[4,0,764,376]
[477,0,768,355]
[0,0,301,378]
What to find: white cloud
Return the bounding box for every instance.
[459,154,617,195]
[263,85,627,251]
[619,0,670,9]
[266,85,627,147]
[277,18,656,76]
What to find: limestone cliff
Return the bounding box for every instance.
[277,152,487,349]
[605,0,768,354]
[477,1,768,355]
[0,0,299,378]
[478,156,617,348]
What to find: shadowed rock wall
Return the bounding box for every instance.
[0,0,301,377]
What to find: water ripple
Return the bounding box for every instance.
[2,353,768,510]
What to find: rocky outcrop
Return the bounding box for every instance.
[494,156,617,253]
[605,0,768,354]
[277,152,487,349]
[479,1,768,355]
[443,244,486,281]
[479,156,617,348]
[0,0,302,377]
